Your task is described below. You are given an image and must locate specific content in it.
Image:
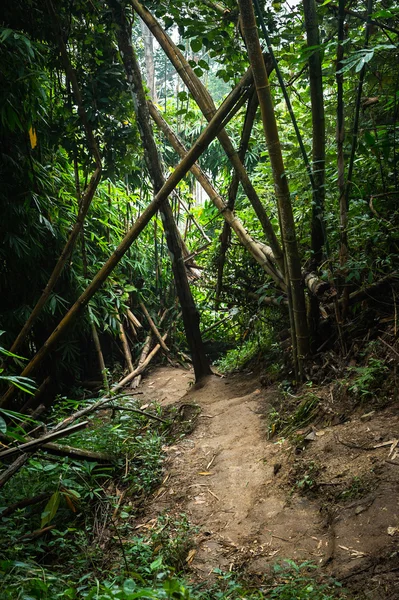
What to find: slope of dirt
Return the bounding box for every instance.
[135,366,399,599]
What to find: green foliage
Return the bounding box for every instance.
[0,558,349,599]
[348,357,389,399]
[339,475,372,501]
[268,392,320,439]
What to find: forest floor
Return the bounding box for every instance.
[132,365,399,600]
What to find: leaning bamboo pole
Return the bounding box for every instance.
[238,0,309,376]
[116,310,134,373]
[130,0,284,273]
[90,320,109,392]
[0,74,245,408]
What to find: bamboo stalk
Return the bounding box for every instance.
[0,455,29,490]
[131,333,152,390]
[337,0,349,320]
[108,0,212,381]
[0,421,88,460]
[116,310,134,372]
[344,0,374,208]
[0,493,50,518]
[112,333,169,392]
[314,0,399,36]
[139,302,169,353]
[216,90,259,304]
[40,442,112,463]
[9,1,102,355]
[90,320,109,392]
[238,0,309,376]
[127,309,142,329]
[176,195,211,243]
[302,0,326,268]
[19,376,51,415]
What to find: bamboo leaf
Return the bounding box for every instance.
[0,416,7,434]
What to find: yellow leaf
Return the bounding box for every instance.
[29,127,37,149]
[185,549,196,564]
[198,471,213,476]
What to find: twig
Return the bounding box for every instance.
[206,453,218,470]
[207,488,220,501]
[0,492,50,518]
[335,435,373,451]
[111,405,170,424]
[378,336,399,359]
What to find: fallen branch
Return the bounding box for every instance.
[0,492,50,518]
[110,406,169,424]
[0,421,88,460]
[40,441,113,462]
[326,272,399,313]
[51,399,111,432]
[18,525,55,541]
[0,454,29,490]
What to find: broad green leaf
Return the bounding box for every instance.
[190,38,202,53]
[41,491,61,528]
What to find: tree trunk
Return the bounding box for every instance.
[238,0,309,377]
[108,0,212,381]
[337,0,349,319]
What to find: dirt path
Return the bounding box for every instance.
[136,366,399,599]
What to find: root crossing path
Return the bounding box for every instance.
[135,367,399,594]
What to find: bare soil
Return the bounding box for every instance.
[134,365,399,599]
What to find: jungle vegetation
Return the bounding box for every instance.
[0,0,398,596]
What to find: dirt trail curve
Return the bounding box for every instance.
[135,366,399,598]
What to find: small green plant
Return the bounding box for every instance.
[348,357,388,399]
[149,513,198,572]
[269,560,344,599]
[269,393,320,438]
[339,475,372,501]
[294,461,320,493]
